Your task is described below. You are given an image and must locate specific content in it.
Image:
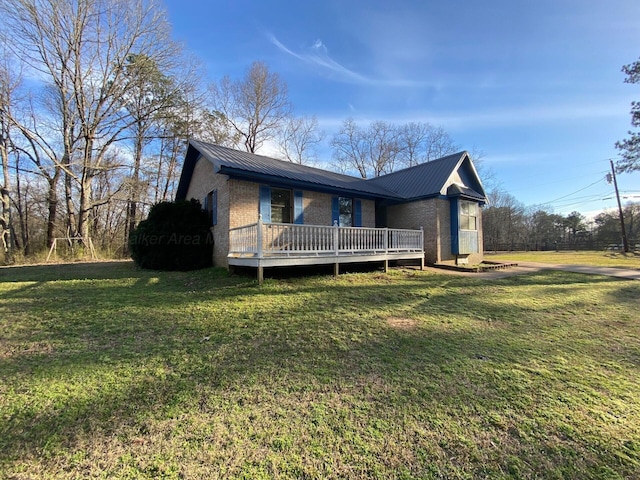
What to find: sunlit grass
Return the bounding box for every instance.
[1,262,639,478]
[486,250,640,268]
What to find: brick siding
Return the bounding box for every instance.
[184,156,481,268]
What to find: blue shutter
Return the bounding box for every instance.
[354,199,362,227]
[259,185,271,222]
[202,195,208,211]
[294,190,304,224]
[450,197,460,254]
[331,196,340,225]
[211,190,217,226]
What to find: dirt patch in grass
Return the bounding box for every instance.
[386,316,418,331]
[1,263,639,479]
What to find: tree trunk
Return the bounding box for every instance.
[65,171,77,237]
[78,172,93,243]
[1,126,12,257]
[46,168,60,247]
[124,131,143,253]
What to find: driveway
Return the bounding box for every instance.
[511,261,640,281]
[424,262,640,280]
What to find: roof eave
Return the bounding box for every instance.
[219,166,399,201]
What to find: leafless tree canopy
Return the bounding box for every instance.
[0,1,494,263]
[210,61,292,153]
[0,0,226,258]
[277,115,325,165]
[330,118,459,178]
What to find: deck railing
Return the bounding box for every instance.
[229,217,423,258]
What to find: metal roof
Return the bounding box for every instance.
[189,139,398,198]
[365,152,468,199]
[176,140,487,203]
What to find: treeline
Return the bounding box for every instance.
[3,1,634,264]
[0,0,462,262]
[483,190,639,251]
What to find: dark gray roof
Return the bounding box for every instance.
[187,139,398,199]
[366,152,467,200]
[176,140,487,203]
[447,183,486,201]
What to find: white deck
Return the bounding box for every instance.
[228,218,424,281]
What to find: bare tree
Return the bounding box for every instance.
[399,122,458,167]
[1,0,184,243]
[0,41,18,257]
[330,118,370,177]
[333,119,463,178]
[210,61,291,153]
[277,115,325,165]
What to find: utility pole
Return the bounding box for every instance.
[608,160,629,253]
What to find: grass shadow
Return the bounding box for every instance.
[2,263,639,477]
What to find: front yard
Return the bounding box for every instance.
[1,262,639,479]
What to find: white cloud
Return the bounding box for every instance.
[268,33,371,85]
[370,99,632,131]
[267,33,428,88]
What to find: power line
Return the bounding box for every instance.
[538,178,606,206]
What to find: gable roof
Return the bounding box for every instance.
[176,139,487,203]
[366,152,469,199]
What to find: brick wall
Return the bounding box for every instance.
[185,156,231,268]
[387,199,442,264]
[184,162,445,268]
[228,180,259,228]
[385,197,484,264]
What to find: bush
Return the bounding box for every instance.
[129,199,213,271]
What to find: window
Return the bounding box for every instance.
[270,188,291,223]
[332,197,362,227]
[260,187,302,224]
[460,201,477,231]
[339,197,353,227]
[203,189,217,226]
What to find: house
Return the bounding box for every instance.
[175,139,487,281]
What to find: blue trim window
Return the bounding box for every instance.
[293,190,304,224]
[354,200,362,227]
[332,197,362,227]
[260,186,304,224]
[331,197,362,227]
[259,185,272,222]
[460,201,477,230]
[270,188,292,223]
[339,197,353,227]
[204,189,217,226]
[451,198,479,254]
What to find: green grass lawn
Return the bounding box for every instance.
[485,250,640,269]
[1,262,639,479]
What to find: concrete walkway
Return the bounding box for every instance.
[424,262,640,280]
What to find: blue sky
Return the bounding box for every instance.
[164,0,640,218]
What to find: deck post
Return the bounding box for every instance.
[256,215,264,259]
[420,226,425,270]
[333,220,339,277]
[257,215,264,284]
[257,263,264,284]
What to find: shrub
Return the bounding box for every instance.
[129,199,213,271]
